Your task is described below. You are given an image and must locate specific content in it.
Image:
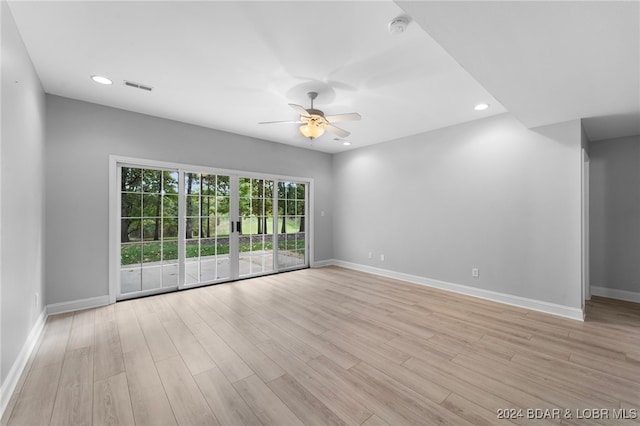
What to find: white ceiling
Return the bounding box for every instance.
[397,0,640,142]
[7,1,639,152]
[7,0,505,153]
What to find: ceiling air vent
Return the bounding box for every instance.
[124,80,153,92]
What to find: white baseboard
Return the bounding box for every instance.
[591,286,640,303]
[2,295,112,419]
[47,295,110,315]
[327,260,584,321]
[0,309,47,419]
[312,259,335,268]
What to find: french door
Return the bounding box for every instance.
[116,161,309,300]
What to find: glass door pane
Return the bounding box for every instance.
[120,166,179,296]
[117,162,309,300]
[277,181,307,269]
[184,172,232,286]
[238,177,275,278]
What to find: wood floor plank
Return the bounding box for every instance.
[569,328,639,356]
[5,363,62,426]
[250,309,360,369]
[569,351,640,383]
[162,319,216,376]
[258,340,373,425]
[5,267,640,426]
[322,328,410,366]
[168,292,206,325]
[267,373,346,426]
[361,414,390,426]
[187,321,255,383]
[245,312,321,362]
[233,374,304,426]
[452,352,618,409]
[307,355,435,426]
[530,332,627,361]
[347,308,436,342]
[66,309,95,351]
[385,335,454,362]
[511,351,640,404]
[620,402,640,424]
[93,319,125,382]
[200,310,285,382]
[441,392,515,426]
[155,356,219,426]
[50,347,93,426]
[148,294,180,323]
[193,367,261,426]
[122,349,177,426]
[348,361,471,426]
[94,305,116,324]
[131,297,155,318]
[30,314,72,371]
[402,354,557,416]
[93,372,135,426]
[199,293,270,344]
[136,311,179,362]
[115,308,147,354]
[402,356,551,426]
[258,298,330,336]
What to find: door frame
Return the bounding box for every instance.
[581,148,590,305]
[109,155,314,303]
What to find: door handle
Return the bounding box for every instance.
[236,220,242,234]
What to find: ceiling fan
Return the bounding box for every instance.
[259,92,361,140]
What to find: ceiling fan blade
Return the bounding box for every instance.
[289,103,311,117]
[258,120,303,124]
[325,112,361,123]
[325,124,351,138]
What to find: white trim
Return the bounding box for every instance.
[108,156,118,303]
[324,260,585,321]
[0,309,47,419]
[591,286,640,304]
[307,180,314,270]
[312,259,334,268]
[109,155,312,184]
[47,295,110,315]
[581,149,590,304]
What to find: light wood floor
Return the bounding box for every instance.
[3,267,639,426]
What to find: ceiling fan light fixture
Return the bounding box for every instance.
[300,122,325,139]
[474,103,490,111]
[261,91,359,141]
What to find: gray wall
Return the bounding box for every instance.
[590,135,640,293]
[1,0,46,385]
[332,113,583,308]
[44,95,333,305]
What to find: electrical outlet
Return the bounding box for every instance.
[368,251,373,259]
[380,254,385,261]
[472,268,479,278]
[35,293,38,306]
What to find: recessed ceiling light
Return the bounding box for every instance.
[474,103,489,111]
[343,141,352,146]
[91,75,113,85]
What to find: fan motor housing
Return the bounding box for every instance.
[307,108,324,117]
